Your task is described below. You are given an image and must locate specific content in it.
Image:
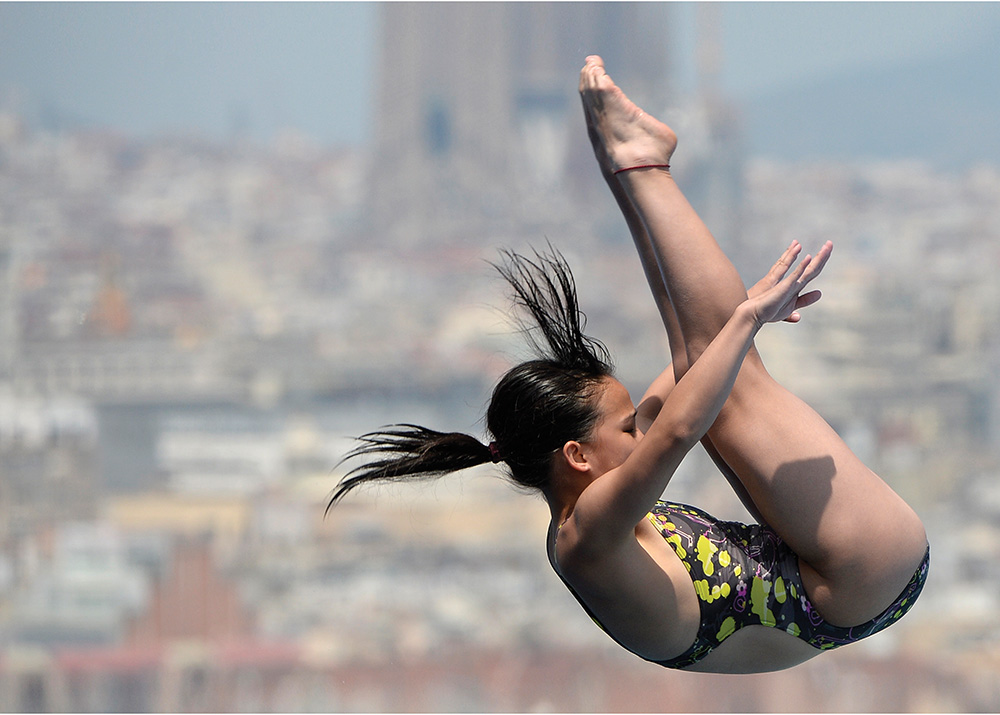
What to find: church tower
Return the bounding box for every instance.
[367,3,673,244]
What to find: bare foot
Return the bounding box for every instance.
[579,55,677,173]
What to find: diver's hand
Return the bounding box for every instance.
[746,241,832,326]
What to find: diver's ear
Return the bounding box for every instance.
[560,440,590,473]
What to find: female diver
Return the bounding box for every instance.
[328,56,929,674]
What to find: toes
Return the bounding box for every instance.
[580,55,609,91]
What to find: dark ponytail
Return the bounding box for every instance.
[327,245,614,511]
[325,425,494,514]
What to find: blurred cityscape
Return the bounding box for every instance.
[1,3,999,712]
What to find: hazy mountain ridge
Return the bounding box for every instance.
[742,37,1000,168]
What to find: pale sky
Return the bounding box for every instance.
[2,2,998,150]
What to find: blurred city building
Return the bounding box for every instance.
[368,2,674,244]
[368,2,748,275]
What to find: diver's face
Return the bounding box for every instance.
[581,377,642,476]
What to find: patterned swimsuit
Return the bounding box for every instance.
[557,500,930,670]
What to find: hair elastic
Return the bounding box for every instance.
[488,441,503,463]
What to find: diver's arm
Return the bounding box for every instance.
[571,246,830,547]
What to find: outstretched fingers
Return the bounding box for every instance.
[786,241,833,319]
[748,240,802,299]
[773,240,802,275]
[789,241,833,320]
[798,240,833,285]
[751,241,833,325]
